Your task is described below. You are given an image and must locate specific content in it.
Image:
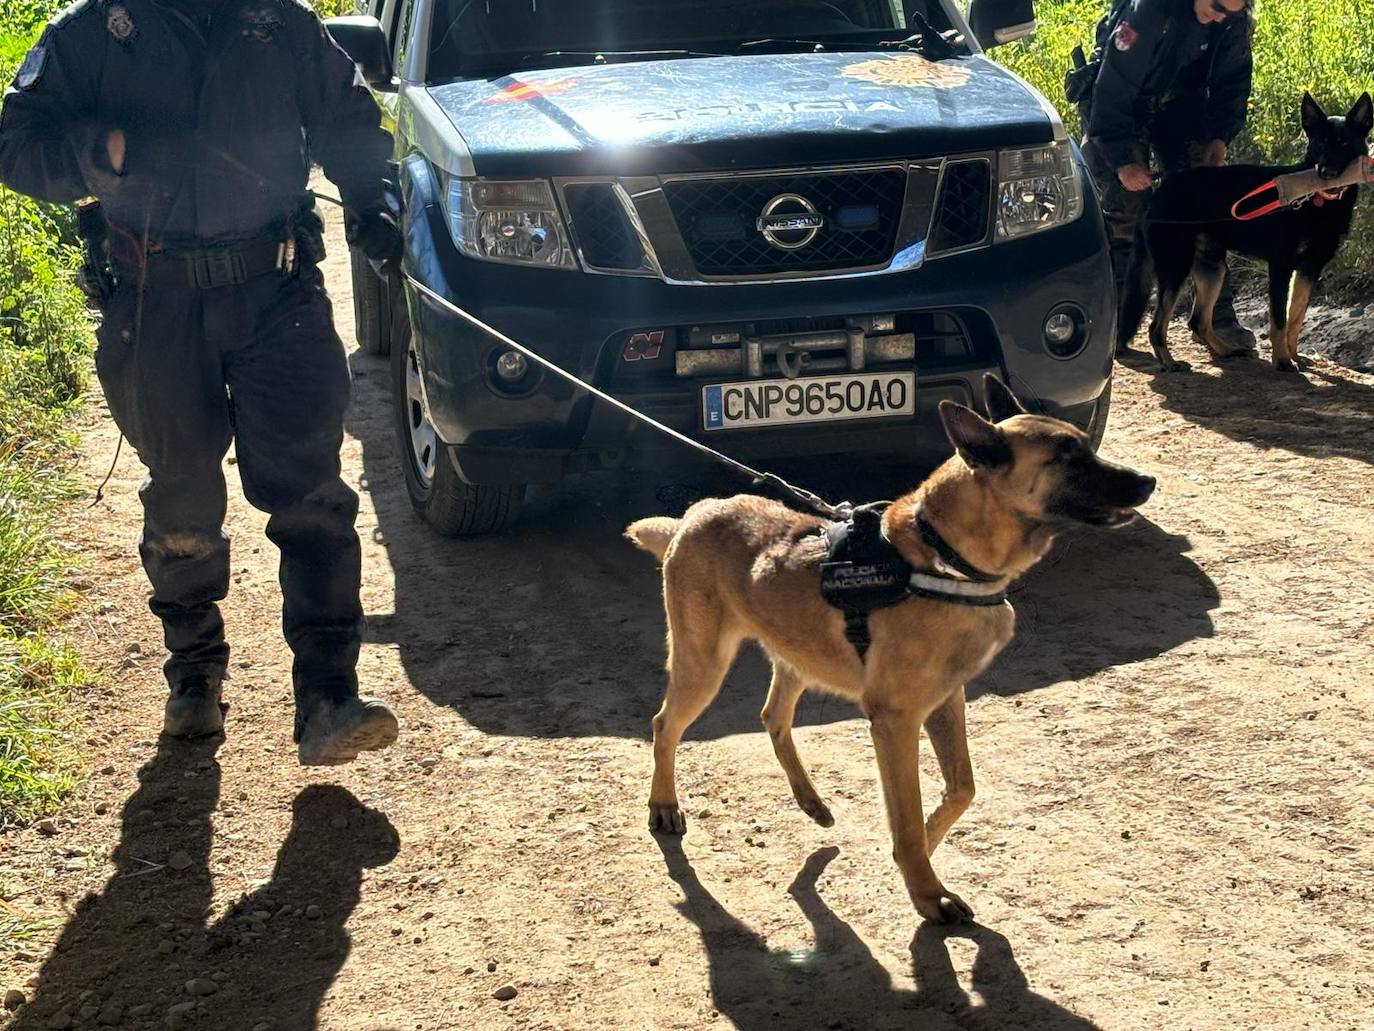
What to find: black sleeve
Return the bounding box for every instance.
[288,4,394,212]
[1204,16,1253,144]
[0,10,107,203]
[1084,0,1171,170]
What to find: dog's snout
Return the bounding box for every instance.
[1135,473,1157,503]
[1318,164,1340,180]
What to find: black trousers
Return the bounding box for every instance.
[94,260,362,707]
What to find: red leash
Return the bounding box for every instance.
[1230,178,1283,221]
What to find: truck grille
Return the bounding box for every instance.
[564,183,644,271]
[929,159,992,253]
[661,168,908,277]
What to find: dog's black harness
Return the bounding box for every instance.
[819,502,1009,660]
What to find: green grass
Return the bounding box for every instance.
[0,3,94,857]
[995,0,1374,293]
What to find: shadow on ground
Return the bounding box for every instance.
[657,838,1101,1031]
[12,738,397,1031]
[349,353,1218,739]
[1119,347,1374,467]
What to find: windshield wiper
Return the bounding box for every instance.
[733,18,961,60]
[520,49,718,68]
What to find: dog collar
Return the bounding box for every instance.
[913,506,1004,583]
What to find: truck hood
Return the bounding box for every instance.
[426,51,1057,178]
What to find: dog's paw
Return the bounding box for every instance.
[1157,359,1191,373]
[796,795,835,828]
[1274,358,1299,374]
[648,803,686,835]
[916,890,975,925]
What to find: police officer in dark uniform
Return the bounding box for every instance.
[1078,0,1257,353]
[0,0,403,764]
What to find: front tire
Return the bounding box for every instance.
[390,305,525,536]
[1088,378,1112,452]
[350,248,390,356]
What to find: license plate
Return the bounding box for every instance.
[701,372,915,431]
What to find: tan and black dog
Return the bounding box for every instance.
[627,376,1155,924]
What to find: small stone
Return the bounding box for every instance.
[1121,830,1131,841]
[463,967,475,975]
[4,990,25,1011]
[491,984,518,1002]
[328,816,348,830]
[97,999,124,1024]
[210,971,229,983]
[184,978,218,996]
[168,851,193,871]
[249,910,271,923]
[648,956,660,967]
[37,819,59,836]
[128,1004,153,1017]
[486,961,497,973]
[157,942,175,956]
[47,1012,73,1030]
[417,757,439,769]
[94,801,110,815]
[305,905,322,920]
[126,642,142,655]
[79,1005,100,1020]
[100,765,117,776]
[252,1024,272,1031]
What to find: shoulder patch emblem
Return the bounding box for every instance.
[15,40,49,90]
[239,5,284,42]
[106,4,136,44]
[1112,21,1139,50]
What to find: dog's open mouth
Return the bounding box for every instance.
[1074,506,1140,528]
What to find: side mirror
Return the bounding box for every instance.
[325,16,398,93]
[966,0,1037,49]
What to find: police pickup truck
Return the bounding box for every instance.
[327,0,1115,535]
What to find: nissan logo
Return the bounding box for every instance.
[756,193,824,251]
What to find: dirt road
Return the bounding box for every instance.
[4,201,1372,1031]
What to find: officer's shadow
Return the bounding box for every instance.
[13,739,398,1031]
[658,839,1101,1031]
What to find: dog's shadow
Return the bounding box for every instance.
[657,838,1102,1030]
[970,516,1218,701]
[1122,344,1374,467]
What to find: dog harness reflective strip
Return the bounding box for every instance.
[819,503,1008,660]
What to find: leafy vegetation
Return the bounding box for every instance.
[996,0,1374,291]
[0,2,92,837]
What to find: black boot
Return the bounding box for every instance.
[163,674,226,738]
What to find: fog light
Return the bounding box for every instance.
[1044,313,1075,345]
[1042,306,1087,359]
[495,350,528,382]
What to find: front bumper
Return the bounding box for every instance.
[402,167,1114,486]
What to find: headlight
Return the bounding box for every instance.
[443,178,577,269]
[995,142,1084,241]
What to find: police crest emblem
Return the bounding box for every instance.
[1112,21,1139,51]
[841,55,971,90]
[240,5,284,42]
[106,4,136,44]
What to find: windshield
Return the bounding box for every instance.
[428,0,958,80]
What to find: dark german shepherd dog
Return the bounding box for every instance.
[1118,92,1372,372]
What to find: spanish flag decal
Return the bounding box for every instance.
[483,78,578,104]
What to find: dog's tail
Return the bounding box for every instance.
[1115,223,1154,352]
[625,517,680,563]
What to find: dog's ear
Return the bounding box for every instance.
[1301,92,1327,135]
[1348,92,1373,137]
[939,400,1012,469]
[983,374,1027,423]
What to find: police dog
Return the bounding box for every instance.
[626,377,1155,924]
[1118,92,1372,372]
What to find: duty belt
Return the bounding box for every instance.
[140,239,290,289]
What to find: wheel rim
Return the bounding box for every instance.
[404,343,437,488]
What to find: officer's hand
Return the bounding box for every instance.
[345,204,403,274]
[105,129,126,175]
[1116,163,1155,192]
[1200,139,1227,167]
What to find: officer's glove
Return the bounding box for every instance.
[344,204,403,276]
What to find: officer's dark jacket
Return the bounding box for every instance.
[1085,0,1253,169]
[0,0,392,245]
